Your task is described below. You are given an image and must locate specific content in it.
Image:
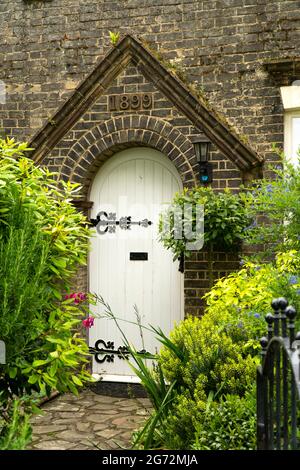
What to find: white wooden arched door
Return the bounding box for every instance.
[89,147,183,381]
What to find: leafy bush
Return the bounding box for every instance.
[95,289,262,450]
[0,138,92,398]
[159,186,250,260]
[161,388,256,450]
[155,250,300,450]
[159,316,257,396]
[0,395,33,450]
[204,251,300,352]
[243,150,300,257]
[157,314,258,449]
[192,388,256,450]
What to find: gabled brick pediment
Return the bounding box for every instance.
[30,34,263,172]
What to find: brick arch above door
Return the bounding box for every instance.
[60,114,198,197]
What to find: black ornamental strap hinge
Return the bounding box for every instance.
[89,339,152,364]
[90,211,152,234]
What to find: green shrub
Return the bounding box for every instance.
[192,388,257,450]
[159,186,250,260]
[157,315,258,449]
[96,286,264,450]
[204,251,300,353]
[159,315,258,396]
[0,395,33,450]
[243,150,300,257]
[0,138,92,398]
[159,186,250,285]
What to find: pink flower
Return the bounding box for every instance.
[65,292,87,304]
[82,317,95,328]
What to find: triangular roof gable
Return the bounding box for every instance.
[30,34,263,171]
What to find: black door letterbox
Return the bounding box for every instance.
[130,252,148,261]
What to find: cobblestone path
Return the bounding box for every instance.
[30,389,151,450]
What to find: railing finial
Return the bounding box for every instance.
[277,297,289,311]
[265,313,274,340]
[271,297,288,337]
[260,336,268,360]
[285,306,297,350]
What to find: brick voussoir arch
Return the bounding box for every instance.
[61,115,197,191]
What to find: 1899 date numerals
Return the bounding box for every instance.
[109,93,153,111]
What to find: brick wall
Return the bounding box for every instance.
[1,0,300,315]
[185,250,240,316]
[1,0,300,158]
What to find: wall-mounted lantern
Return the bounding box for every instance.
[192,136,212,185]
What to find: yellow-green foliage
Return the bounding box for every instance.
[158,314,258,449]
[0,138,93,398]
[109,31,120,46]
[147,253,300,449]
[204,251,300,349]
[157,248,300,450]
[276,250,300,274]
[205,264,274,312]
[159,316,258,397]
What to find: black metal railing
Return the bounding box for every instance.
[257,297,300,450]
